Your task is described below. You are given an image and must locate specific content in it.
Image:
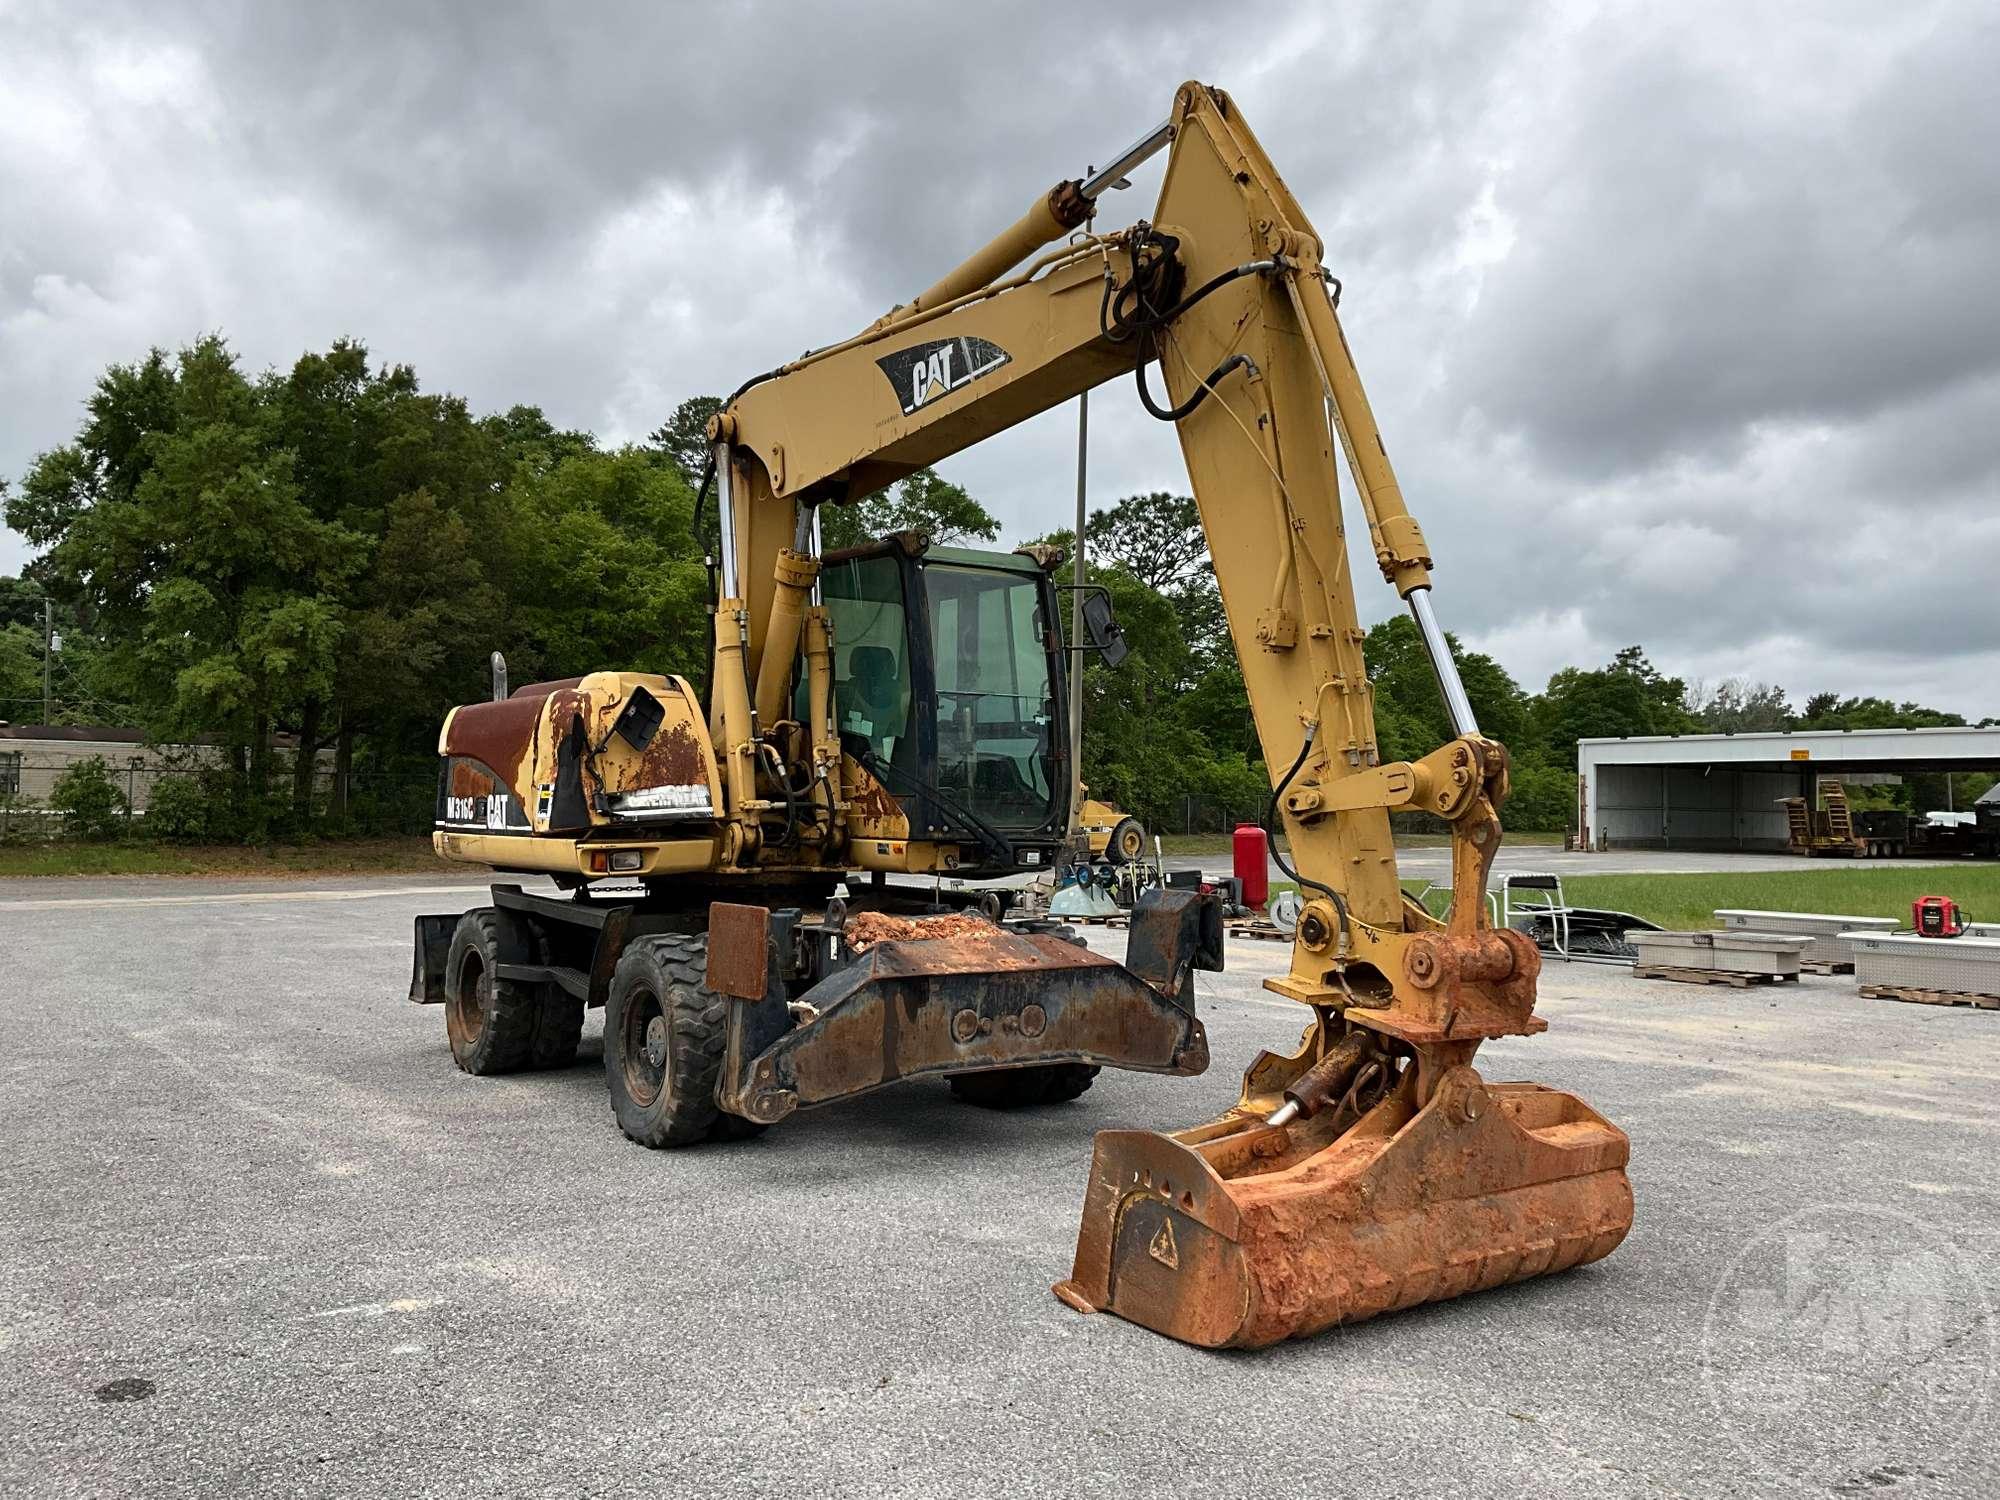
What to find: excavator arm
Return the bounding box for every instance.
[713,81,1632,1347]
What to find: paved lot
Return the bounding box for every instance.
[4,875,1998,1498]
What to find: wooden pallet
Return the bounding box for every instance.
[1226,922,1289,943]
[1634,964,1802,988]
[1860,984,2000,1010]
[1067,914,1130,929]
[1799,959,1856,975]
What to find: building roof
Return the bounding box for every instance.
[0,723,305,748]
[1577,725,2000,775]
[0,724,147,743]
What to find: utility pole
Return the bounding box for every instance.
[1067,389,1087,837]
[42,599,53,724]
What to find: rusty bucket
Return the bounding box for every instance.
[1054,1064,1632,1348]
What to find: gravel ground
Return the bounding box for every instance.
[3,875,1997,1498]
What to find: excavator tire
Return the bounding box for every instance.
[444,908,538,1076]
[521,921,587,1069]
[1107,818,1146,866]
[527,991,587,1070]
[605,934,737,1148]
[948,1063,1100,1109]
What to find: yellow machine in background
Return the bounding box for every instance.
[414,81,1632,1349]
[1078,798,1146,864]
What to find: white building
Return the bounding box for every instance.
[0,724,317,812]
[1576,726,2000,851]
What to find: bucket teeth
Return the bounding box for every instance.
[1055,1066,1632,1349]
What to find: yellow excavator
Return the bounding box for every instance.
[411,81,1632,1348]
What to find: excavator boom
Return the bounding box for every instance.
[707,81,1632,1347]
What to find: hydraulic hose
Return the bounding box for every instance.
[1263,724,1352,950]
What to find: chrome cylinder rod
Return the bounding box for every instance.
[1407,587,1480,739]
[807,506,824,606]
[1081,120,1174,200]
[714,441,740,601]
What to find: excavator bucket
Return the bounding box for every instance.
[1055,1063,1632,1348]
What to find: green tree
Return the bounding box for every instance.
[0,623,40,719]
[648,395,723,486]
[1530,646,1699,770]
[1795,694,1965,730]
[1690,678,1793,733]
[268,342,521,824]
[1364,615,1531,765]
[10,337,365,833]
[503,445,710,683]
[0,570,45,630]
[820,468,1000,551]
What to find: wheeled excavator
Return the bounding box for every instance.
[411,81,1633,1349]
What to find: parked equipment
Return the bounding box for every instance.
[1781,779,1867,857]
[1078,799,1148,865]
[415,80,1631,1349]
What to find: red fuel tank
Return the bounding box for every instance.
[1233,823,1269,910]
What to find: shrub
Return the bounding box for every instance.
[142,775,211,841]
[49,756,128,841]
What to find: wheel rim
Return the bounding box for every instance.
[621,987,667,1106]
[1118,827,1143,860]
[448,951,488,1049]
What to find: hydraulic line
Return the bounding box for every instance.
[1263,722,1352,950]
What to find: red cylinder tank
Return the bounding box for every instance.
[1234,823,1270,909]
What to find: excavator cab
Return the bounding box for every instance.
[815,532,1081,873]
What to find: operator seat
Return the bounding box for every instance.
[846,645,908,759]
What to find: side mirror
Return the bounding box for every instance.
[1080,590,1129,668]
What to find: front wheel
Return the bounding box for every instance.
[604,935,756,1147]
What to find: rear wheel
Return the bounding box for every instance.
[517,919,586,1069]
[444,908,537,1075]
[947,1063,1100,1109]
[604,935,762,1147]
[1107,817,1146,866]
[527,989,587,1069]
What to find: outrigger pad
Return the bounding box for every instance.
[1055,1066,1633,1348]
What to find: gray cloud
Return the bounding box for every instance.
[2,0,1995,718]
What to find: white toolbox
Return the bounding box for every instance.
[1713,910,1896,967]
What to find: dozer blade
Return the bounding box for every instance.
[1054,1063,1631,1348]
[709,889,1222,1126]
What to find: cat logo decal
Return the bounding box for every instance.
[876,335,1011,415]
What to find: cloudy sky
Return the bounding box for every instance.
[3,0,1995,716]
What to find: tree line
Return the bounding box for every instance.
[2,338,1988,840]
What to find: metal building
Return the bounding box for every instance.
[1575,726,2000,851]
